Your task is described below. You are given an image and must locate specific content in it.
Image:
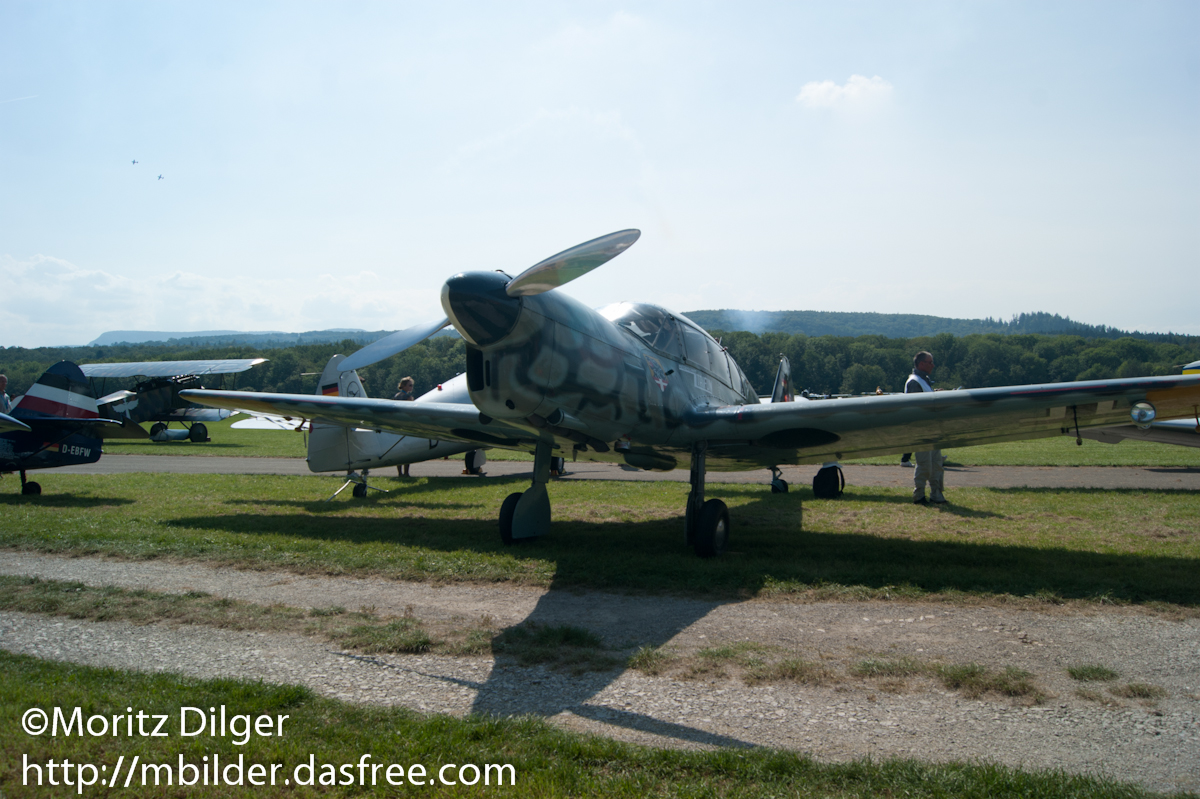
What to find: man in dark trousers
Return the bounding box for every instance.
[906,351,946,505]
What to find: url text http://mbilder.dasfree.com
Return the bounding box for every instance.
[20,705,516,791]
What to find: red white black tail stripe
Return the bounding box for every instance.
[12,361,99,420]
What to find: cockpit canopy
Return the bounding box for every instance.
[599,302,755,398]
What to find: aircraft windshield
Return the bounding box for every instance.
[599,302,684,358]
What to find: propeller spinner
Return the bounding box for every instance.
[340,229,641,371]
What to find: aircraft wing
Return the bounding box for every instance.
[683,373,1200,467]
[80,358,268,378]
[0,412,32,434]
[1082,418,1200,448]
[181,390,538,449]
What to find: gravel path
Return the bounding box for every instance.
[3,553,1198,793]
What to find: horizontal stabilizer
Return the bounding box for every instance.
[0,412,31,434]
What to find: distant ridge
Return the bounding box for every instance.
[682,310,1190,342]
[89,329,375,347]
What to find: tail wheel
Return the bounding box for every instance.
[22,481,42,496]
[771,478,789,494]
[352,482,368,499]
[499,492,523,545]
[692,499,729,558]
[189,423,208,443]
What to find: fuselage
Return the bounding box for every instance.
[441,270,757,462]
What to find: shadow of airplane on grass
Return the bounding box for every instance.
[0,494,137,508]
[160,479,1199,749]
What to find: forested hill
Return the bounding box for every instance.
[4,330,1199,399]
[684,310,1190,343]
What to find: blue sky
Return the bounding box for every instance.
[2,1,1197,346]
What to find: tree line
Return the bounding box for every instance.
[2,331,1198,400]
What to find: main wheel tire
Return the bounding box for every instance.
[499,491,523,545]
[693,498,729,558]
[550,456,566,474]
[352,482,368,499]
[189,423,208,443]
[22,481,41,496]
[150,423,167,437]
[771,479,789,494]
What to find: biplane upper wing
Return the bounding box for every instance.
[181,390,539,450]
[80,358,268,379]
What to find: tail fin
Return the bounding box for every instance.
[12,361,100,420]
[770,356,793,403]
[307,355,390,472]
[317,354,369,398]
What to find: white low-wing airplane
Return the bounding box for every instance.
[183,230,1200,556]
[298,355,485,497]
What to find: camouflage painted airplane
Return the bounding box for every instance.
[184,230,1200,556]
[1,361,146,495]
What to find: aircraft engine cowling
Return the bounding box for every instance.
[441,271,522,347]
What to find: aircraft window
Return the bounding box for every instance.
[679,324,713,373]
[599,303,683,358]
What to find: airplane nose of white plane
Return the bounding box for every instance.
[440,271,523,347]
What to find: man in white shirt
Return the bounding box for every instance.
[0,374,10,414]
[905,352,946,505]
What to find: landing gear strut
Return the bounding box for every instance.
[499,440,554,545]
[327,469,388,501]
[20,470,41,496]
[685,441,728,557]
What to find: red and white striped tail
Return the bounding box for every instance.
[12,361,99,420]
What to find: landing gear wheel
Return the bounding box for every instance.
[771,479,789,494]
[352,482,368,499]
[499,492,523,545]
[550,456,566,474]
[150,423,167,437]
[464,449,487,475]
[188,423,208,443]
[692,498,729,558]
[22,481,41,496]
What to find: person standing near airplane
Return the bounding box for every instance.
[906,351,946,505]
[0,374,10,414]
[393,377,415,476]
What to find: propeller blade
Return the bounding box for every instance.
[505,229,640,298]
[340,316,451,372]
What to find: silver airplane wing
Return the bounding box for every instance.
[81,359,268,379]
[181,390,540,450]
[683,373,1200,467]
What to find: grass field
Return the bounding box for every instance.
[4,471,1197,797]
[4,652,1169,799]
[3,473,1197,607]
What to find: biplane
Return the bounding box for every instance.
[82,358,266,441]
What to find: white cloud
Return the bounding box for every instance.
[796,75,894,109]
[0,254,430,347]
